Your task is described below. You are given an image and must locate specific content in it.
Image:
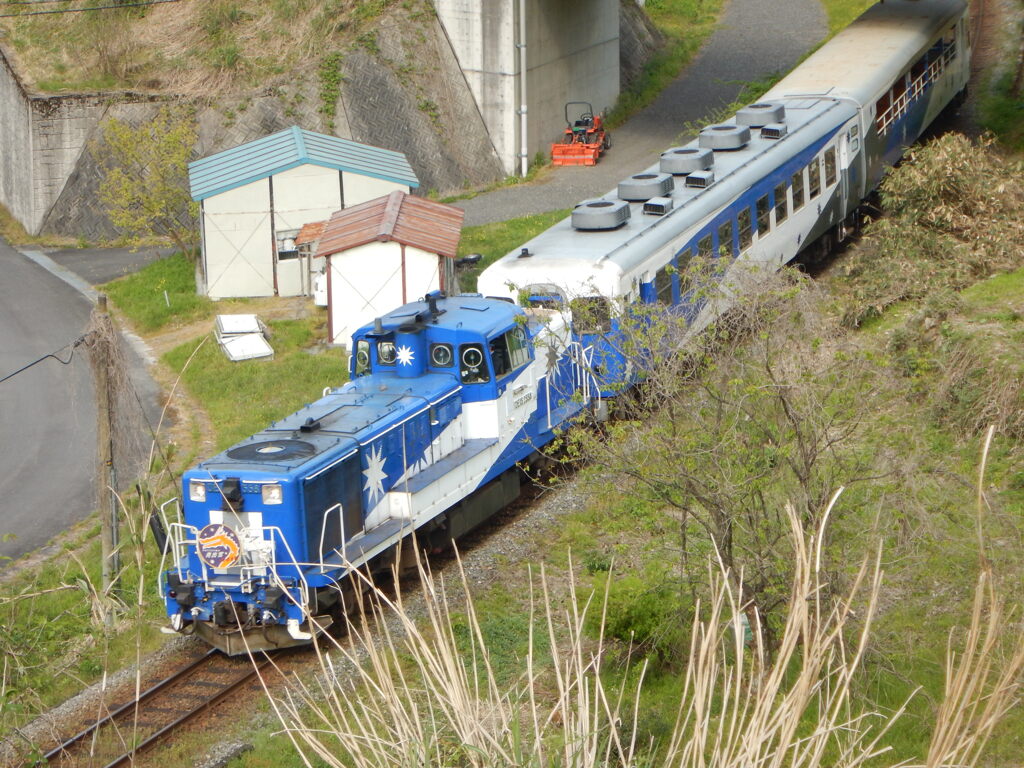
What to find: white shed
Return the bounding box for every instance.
[315,191,465,346]
[188,127,419,299]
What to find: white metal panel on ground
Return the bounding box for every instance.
[202,180,274,299]
[342,172,409,207]
[328,241,403,345]
[219,333,274,361]
[216,314,262,335]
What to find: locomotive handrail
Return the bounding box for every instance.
[318,502,343,570]
[156,497,182,597]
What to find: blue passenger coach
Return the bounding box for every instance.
[160,292,595,654]
[476,0,970,398]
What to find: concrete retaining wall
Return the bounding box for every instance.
[435,0,621,175]
[0,46,33,231]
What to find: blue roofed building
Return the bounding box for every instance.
[188,126,419,299]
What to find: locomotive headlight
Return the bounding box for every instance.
[189,480,207,502]
[261,483,283,505]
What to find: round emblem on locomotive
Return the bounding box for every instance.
[197,523,241,569]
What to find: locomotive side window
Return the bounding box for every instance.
[756,194,771,235]
[429,343,453,368]
[488,326,531,380]
[809,158,822,199]
[354,340,371,377]
[718,220,734,257]
[460,344,489,384]
[824,147,837,186]
[773,182,788,225]
[378,341,396,366]
[698,234,713,259]
[791,170,805,211]
[738,208,752,251]
[655,266,673,305]
[506,326,531,370]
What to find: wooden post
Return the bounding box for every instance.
[95,294,119,617]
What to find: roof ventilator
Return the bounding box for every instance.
[735,102,786,127]
[685,170,715,189]
[699,124,751,151]
[643,197,674,216]
[571,199,631,231]
[618,172,674,202]
[660,146,714,176]
[760,123,788,140]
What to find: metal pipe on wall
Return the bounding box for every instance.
[518,0,528,176]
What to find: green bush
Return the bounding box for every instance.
[591,569,692,665]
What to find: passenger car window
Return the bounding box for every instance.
[824,147,837,186]
[655,266,673,305]
[676,248,694,295]
[460,344,489,384]
[808,158,821,199]
[718,220,734,257]
[773,182,788,225]
[756,194,771,234]
[698,234,713,259]
[791,170,805,211]
[570,296,612,332]
[738,208,752,251]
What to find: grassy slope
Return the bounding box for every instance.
[0,0,407,94]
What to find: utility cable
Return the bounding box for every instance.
[0,335,87,385]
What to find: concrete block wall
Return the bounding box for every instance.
[30,95,110,234]
[1,43,167,237]
[434,0,620,175]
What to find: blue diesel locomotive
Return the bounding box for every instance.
[160,293,595,653]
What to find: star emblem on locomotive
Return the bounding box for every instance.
[396,344,415,366]
[362,442,388,504]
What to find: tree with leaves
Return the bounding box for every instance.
[562,265,879,653]
[94,105,199,260]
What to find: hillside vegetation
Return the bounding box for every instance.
[0,0,422,94]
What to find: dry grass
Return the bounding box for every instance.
[255,483,1024,768]
[836,134,1024,327]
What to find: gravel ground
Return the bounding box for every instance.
[453,0,828,227]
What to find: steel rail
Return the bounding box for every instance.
[102,654,273,768]
[38,649,273,768]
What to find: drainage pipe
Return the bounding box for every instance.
[518,0,528,176]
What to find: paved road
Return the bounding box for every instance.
[46,246,170,286]
[0,238,97,563]
[455,0,828,226]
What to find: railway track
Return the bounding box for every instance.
[38,648,274,768]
